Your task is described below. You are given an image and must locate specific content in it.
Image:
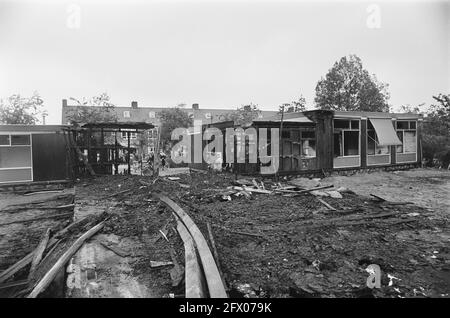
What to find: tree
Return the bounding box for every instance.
[159,106,193,146]
[421,93,450,167]
[223,103,262,126]
[279,95,307,114]
[66,92,118,125]
[398,103,426,115]
[424,94,450,137]
[0,92,45,124]
[314,55,390,112]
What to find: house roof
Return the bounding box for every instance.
[0,125,68,133]
[81,122,154,130]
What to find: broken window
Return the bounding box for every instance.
[301,130,316,157]
[334,119,360,157]
[344,131,359,156]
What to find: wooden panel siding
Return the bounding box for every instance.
[32,133,68,182]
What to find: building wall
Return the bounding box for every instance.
[61,103,278,127]
[0,127,69,184]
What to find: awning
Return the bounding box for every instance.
[368,118,402,146]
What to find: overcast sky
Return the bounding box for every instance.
[0,0,448,124]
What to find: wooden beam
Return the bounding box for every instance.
[0,214,99,284]
[206,222,228,293]
[28,228,51,280]
[176,219,206,298]
[316,197,337,211]
[274,184,334,194]
[27,221,105,298]
[0,212,73,227]
[154,193,227,298]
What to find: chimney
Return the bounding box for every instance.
[62,99,67,107]
[192,103,199,110]
[131,101,138,109]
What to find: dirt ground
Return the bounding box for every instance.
[321,168,450,220]
[1,168,448,298]
[67,167,449,298]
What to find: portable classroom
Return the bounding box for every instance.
[199,110,422,175]
[0,125,69,184]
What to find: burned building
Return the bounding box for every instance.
[196,110,422,175]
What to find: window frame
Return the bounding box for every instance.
[395,120,417,154]
[333,119,361,158]
[0,133,33,183]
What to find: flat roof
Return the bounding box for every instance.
[0,125,68,132]
[81,122,154,130]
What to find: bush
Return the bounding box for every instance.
[422,134,450,168]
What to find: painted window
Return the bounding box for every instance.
[123,111,131,118]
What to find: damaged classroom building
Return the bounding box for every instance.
[3,104,446,300]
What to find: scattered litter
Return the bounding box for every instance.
[326,191,343,199]
[387,274,401,287]
[150,261,174,268]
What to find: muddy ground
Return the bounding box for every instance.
[1,168,448,298]
[72,168,449,298]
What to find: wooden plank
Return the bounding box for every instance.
[274,184,334,194]
[0,214,96,284]
[24,190,64,196]
[0,279,28,290]
[0,211,73,227]
[176,219,206,298]
[316,197,337,211]
[27,221,105,298]
[28,228,51,280]
[154,193,227,298]
[206,222,228,293]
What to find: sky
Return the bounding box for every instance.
[0,0,448,124]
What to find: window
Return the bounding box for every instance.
[0,134,32,183]
[396,121,417,154]
[123,111,131,118]
[0,135,10,146]
[333,119,360,157]
[301,131,316,157]
[404,131,417,153]
[121,132,137,139]
[344,131,359,156]
[11,135,30,145]
[149,111,156,118]
[367,129,390,155]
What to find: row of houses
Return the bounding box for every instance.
[0,101,422,185]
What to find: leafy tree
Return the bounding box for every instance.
[421,94,450,167]
[424,94,450,136]
[223,103,262,126]
[159,106,193,146]
[314,55,390,112]
[0,92,45,124]
[66,92,118,125]
[279,95,307,114]
[398,103,426,115]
